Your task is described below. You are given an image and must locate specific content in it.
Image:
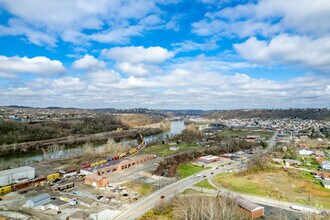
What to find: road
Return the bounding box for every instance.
[114,161,241,220]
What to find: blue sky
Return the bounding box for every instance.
[0,0,329,109]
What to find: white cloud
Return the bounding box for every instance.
[0,0,175,46]
[53,77,85,89]
[193,0,330,38]
[102,46,174,63]
[73,54,106,70]
[0,55,65,75]
[88,69,121,87]
[234,34,330,71]
[116,62,149,77]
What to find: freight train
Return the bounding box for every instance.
[0,132,145,195]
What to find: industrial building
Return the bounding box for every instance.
[0,166,35,186]
[235,197,264,219]
[26,193,51,208]
[81,155,156,176]
[85,174,108,188]
[197,155,220,164]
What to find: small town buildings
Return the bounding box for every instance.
[322,180,330,189]
[298,149,314,156]
[169,145,180,151]
[284,159,302,166]
[0,166,35,186]
[235,197,264,219]
[272,158,283,164]
[321,161,330,170]
[26,193,51,208]
[197,155,220,164]
[85,174,108,188]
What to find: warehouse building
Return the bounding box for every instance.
[81,155,156,176]
[85,174,108,188]
[235,197,264,219]
[0,166,35,186]
[197,155,220,164]
[26,193,51,208]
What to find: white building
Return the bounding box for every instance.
[298,149,314,156]
[26,193,51,207]
[169,146,180,151]
[322,180,330,189]
[321,161,330,170]
[0,166,35,186]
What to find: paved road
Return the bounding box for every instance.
[113,161,241,220]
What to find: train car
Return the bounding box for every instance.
[66,169,76,173]
[90,162,100,167]
[47,173,60,181]
[13,181,31,190]
[107,158,114,162]
[119,152,126,158]
[114,156,120,160]
[129,148,137,154]
[0,186,11,195]
[55,182,75,191]
[81,165,91,169]
[32,177,46,185]
[63,172,77,178]
[99,160,107,165]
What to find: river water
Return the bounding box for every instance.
[0,120,185,167]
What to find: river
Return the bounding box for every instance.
[0,120,185,168]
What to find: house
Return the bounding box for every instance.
[314,150,325,157]
[272,158,283,164]
[26,193,51,207]
[298,149,314,156]
[85,174,108,188]
[321,161,330,170]
[169,145,180,151]
[322,180,330,189]
[235,197,264,219]
[284,159,302,166]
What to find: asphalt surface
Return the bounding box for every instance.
[114,161,241,220]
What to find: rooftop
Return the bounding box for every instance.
[27,193,51,203]
[0,166,34,176]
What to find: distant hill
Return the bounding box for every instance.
[204,109,330,120]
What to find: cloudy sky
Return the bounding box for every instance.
[0,0,329,109]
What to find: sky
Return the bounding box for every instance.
[0,0,330,110]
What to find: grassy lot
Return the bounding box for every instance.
[219,130,273,139]
[138,143,200,157]
[213,168,330,209]
[181,189,207,195]
[177,164,211,178]
[296,155,321,170]
[194,179,216,190]
[139,201,173,220]
[121,182,156,196]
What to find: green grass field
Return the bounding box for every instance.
[219,130,273,139]
[194,179,216,190]
[138,143,200,157]
[213,169,330,209]
[121,182,156,196]
[177,164,211,178]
